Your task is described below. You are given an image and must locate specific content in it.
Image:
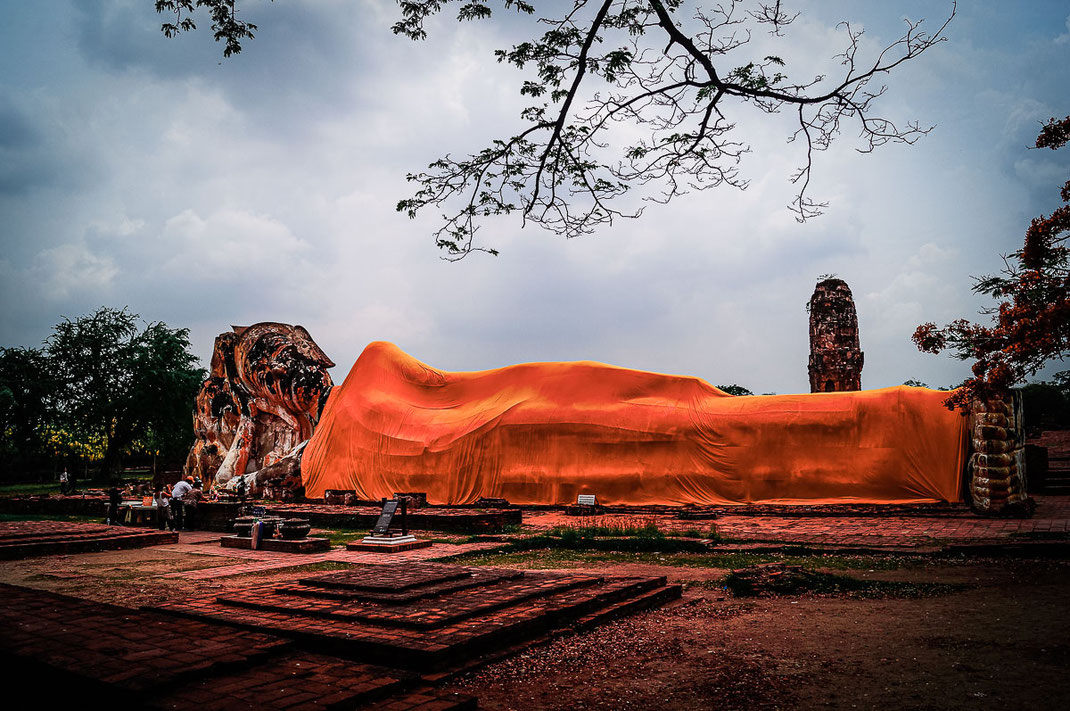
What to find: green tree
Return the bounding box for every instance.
[914,116,1070,410]
[155,0,955,258]
[45,307,205,477]
[1017,374,1070,433]
[717,384,753,396]
[0,347,56,461]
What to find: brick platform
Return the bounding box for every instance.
[0,520,178,560]
[347,538,434,553]
[221,535,332,553]
[151,562,681,675]
[158,542,500,580]
[0,583,475,710]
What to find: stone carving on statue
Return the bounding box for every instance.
[183,332,240,486]
[807,278,864,393]
[184,322,334,500]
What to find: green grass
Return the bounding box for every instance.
[437,546,931,571]
[0,482,63,497]
[0,471,156,498]
[318,529,367,547]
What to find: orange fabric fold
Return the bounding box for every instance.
[302,342,967,505]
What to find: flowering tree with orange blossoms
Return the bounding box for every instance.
[914,116,1070,410]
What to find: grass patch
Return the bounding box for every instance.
[439,545,931,571]
[318,529,366,547]
[0,482,63,497]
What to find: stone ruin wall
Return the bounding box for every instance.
[184,322,334,500]
[968,392,1029,515]
[808,278,864,392]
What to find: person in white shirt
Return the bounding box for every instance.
[170,476,194,531]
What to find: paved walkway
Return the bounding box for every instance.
[524,496,1070,550]
[161,537,499,580]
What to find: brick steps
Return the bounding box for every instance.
[0,583,477,710]
[223,574,602,629]
[150,565,681,675]
[281,568,523,603]
[420,583,684,685]
[0,521,178,560]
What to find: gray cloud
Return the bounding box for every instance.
[2,0,1069,399]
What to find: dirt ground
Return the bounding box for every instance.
[444,558,1070,710]
[1,547,1067,710]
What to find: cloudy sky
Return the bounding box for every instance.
[2,0,1068,394]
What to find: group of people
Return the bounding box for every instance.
[101,475,204,529]
[152,476,204,530]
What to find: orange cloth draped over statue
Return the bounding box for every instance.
[302,342,967,505]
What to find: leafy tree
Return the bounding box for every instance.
[1017,377,1070,433]
[155,0,956,258]
[45,307,205,477]
[914,116,1070,410]
[717,383,753,396]
[0,347,56,460]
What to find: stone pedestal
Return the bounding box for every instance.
[346,534,432,553]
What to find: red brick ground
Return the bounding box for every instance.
[0,583,475,710]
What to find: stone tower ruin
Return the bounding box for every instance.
[808,278,864,392]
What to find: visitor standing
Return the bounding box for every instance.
[170,476,194,531]
[58,469,69,495]
[184,481,204,531]
[106,481,123,526]
[153,483,172,530]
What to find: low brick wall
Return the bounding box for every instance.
[0,495,107,518]
[262,504,522,533]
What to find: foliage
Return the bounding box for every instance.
[913,117,1070,410]
[1,307,205,478]
[154,0,265,57]
[155,1,956,258]
[717,383,753,396]
[1016,374,1070,432]
[0,347,56,458]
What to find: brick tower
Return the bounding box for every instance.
[808,278,864,392]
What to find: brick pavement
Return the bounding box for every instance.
[0,520,178,559]
[0,583,475,710]
[160,541,501,580]
[523,495,1070,550]
[150,562,682,675]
